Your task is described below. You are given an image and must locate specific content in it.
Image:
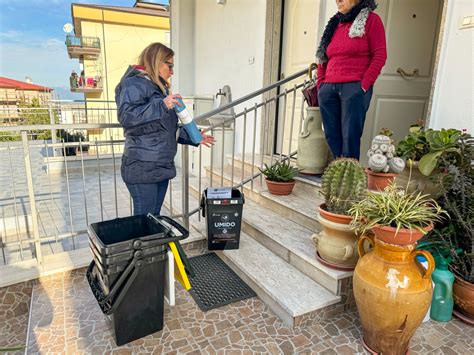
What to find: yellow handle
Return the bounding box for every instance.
[413,250,435,280]
[357,235,374,258]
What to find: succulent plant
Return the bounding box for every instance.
[320,158,367,215]
[367,134,406,174]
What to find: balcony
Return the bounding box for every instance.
[70,76,103,93]
[65,35,101,59]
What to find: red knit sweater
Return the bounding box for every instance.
[317,12,387,91]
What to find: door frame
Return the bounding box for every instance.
[261,0,450,156]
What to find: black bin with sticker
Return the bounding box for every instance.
[201,188,245,250]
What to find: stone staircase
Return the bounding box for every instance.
[166,154,354,328]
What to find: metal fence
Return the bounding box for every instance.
[0,67,314,276]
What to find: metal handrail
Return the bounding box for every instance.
[0,66,315,272]
[194,68,309,123]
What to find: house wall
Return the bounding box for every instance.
[74,10,170,149]
[429,0,474,133]
[171,0,267,154]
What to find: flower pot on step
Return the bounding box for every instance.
[312,204,358,268]
[453,274,474,320]
[365,168,398,191]
[354,236,435,354]
[264,179,296,195]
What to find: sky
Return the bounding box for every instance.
[0,0,168,99]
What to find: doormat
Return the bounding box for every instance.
[188,252,256,311]
[296,173,322,187]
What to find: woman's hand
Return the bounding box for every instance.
[163,93,182,110]
[200,132,216,147]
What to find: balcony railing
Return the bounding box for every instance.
[70,76,103,93]
[65,35,101,59]
[0,67,315,285]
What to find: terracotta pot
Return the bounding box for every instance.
[371,224,432,246]
[453,274,474,319]
[354,236,435,354]
[312,208,358,268]
[318,204,352,225]
[365,168,398,191]
[265,179,296,195]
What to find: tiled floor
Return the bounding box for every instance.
[1,246,471,354]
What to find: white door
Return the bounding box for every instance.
[362,0,443,163]
[277,0,320,156]
[316,0,443,164]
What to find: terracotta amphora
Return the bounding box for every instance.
[353,236,435,355]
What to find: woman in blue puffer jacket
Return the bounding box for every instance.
[116,42,215,216]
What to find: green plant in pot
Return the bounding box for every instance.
[349,183,447,246]
[366,128,406,191]
[395,124,464,197]
[259,160,299,195]
[312,158,367,269]
[349,182,448,354]
[418,132,474,321]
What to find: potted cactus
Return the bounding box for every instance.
[259,160,299,195]
[312,158,367,269]
[366,130,405,191]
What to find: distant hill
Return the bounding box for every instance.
[51,86,84,101]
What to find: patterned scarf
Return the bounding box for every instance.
[316,0,378,64]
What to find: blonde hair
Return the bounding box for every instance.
[138,42,174,94]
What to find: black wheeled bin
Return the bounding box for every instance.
[200,188,245,250]
[86,214,188,346]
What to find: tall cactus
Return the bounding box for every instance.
[321,158,367,215]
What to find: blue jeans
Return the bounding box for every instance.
[318,82,373,160]
[125,180,169,216]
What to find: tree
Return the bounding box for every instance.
[18,97,59,140]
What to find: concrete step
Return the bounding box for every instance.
[217,233,340,328]
[203,162,324,232]
[242,199,351,295]
[227,152,323,188]
[186,175,350,294]
[258,181,324,231]
[167,180,346,326]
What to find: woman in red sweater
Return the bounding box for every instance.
[316,0,387,160]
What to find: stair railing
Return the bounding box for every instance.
[180,65,316,229]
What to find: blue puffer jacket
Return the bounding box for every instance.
[115,66,196,184]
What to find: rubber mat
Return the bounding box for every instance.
[188,252,257,311]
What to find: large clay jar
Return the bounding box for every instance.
[453,274,474,319]
[353,236,435,354]
[312,208,359,268]
[297,107,329,174]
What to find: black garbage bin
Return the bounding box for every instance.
[86,214,188,346]
[201,188,245,250]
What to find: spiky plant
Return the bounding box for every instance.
[320,158,367,215]
[348,183,448,236]
[259,160,299,182]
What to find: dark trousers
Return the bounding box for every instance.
[318,82,373,160]
[126,180,169,216]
